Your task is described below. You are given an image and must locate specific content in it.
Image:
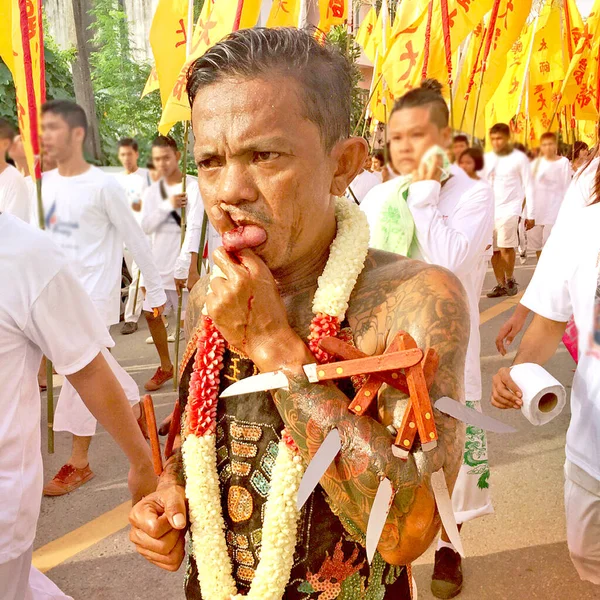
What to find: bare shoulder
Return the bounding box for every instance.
[348,248,469,357]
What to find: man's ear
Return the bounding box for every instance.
[330,137,369,197]
[440,125,452,149]
[176,150,182,161]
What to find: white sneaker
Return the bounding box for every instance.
[167,333,175,343]
[145,335,155,344]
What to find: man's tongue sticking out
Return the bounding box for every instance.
[222,224,268,253]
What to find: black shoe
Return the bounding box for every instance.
[486,284,507,298]
[121,321,138,335]
[431,547,463,599]
[505,278,519,297]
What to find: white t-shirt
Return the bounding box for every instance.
[0,164,30,222]
[483,149,534,220]
[348,170,381,204]
[531,156,572,225]
[114,168,150,225]
[521,202,600,482]
[556,158,598,222]
[406,167,494,401]
[141,176,201,290]
[41,166,166,325]
[0,213,113,564]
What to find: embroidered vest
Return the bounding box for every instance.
[179,345,411,599]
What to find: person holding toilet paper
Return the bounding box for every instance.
[492,191,600,586]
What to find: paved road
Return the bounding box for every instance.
[34,258,600,599]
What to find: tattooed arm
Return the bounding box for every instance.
[272,261,468,565]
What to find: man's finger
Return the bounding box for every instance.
[209,203,236,235]
[130,525,182,555]
[134,542,185,571]
[129,502,172,539]
[500,369,522,398]
[164,489,188,530]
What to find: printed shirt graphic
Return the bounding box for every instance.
[178,344,412,599]
[521,202,600,482]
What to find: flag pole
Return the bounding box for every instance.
[420,0,435,80]
[440,0,454,131]
[458,25,487,133]
[173,0,195,392]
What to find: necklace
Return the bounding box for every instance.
[182,197,370,600]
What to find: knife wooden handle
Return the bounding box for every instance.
[315,348,423,381]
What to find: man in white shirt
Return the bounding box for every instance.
[451,134,469,164]
[491,197,600,586]
[0,118,30,222]
[361,79,495,600]
[483,123,534,298]
[114,137,151,335]
[0,212,157,600]
[141,135,196,392]
[347,164,381,204]
[38,100,167,496]
[529,132,572,258]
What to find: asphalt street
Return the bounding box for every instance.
[34,257,600,599]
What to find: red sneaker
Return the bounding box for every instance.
[144,366,174,391]
[43,464,95,496]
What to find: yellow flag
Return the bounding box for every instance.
[317,0,347,35]
[530,4,564,85]
[1,0,45,178]
[267,0,300,27]
[355,6,377,51]
[577,119,598,146]
[158,0,262,134]
[149,0,190,109]
[563,0,584,61]
[364,0,391,64]
[369,52,394,123]
[528,83,557,142]
[141,66,159,99]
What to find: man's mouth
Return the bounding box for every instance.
[222,223,267,253]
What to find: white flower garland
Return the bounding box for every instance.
[184,197,370,600]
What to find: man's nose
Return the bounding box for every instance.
[218,161,258,206]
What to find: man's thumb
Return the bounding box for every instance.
[165,492,187,529]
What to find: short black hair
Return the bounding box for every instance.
[391,79,449,129]
[41,100,88,135]
[573,141,589,159]
[453,134,469,145]
[0,118,16,141]
[514,142,527,153]
[118,137,139,152]
[459,147,484,171]
[152,135,178,152]
[540,132,557,143]
[146,159,156,170]
[490,123,510,137]
[186,27,353,152]
[373,150,385,163]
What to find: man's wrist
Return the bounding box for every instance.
[157,448,185,489]
[250,330,313,373]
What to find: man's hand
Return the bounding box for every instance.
[129,485,187,572]
[174,278,187,297]
[151,303,166,318]
[412,153,443,184]
[491,367,523,409]
[496,304,530,355]
[128,462,158,505]
[170,193,188,210]
[206,247,308,371]
[525,219,535,231]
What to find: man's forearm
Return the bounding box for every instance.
[158,447,185,489]
[67,353,153,469]
[513,313,567,366]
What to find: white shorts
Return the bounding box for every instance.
[527,223,554,251]
[0,545,73,600]
[564,460,600,584]
[143,289,187,319]
[53,348,140,437]
[493,215,519,249]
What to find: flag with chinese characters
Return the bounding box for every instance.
[0,0,45,178]
[528,82,558,142]
[529,4,564,85]
[317,0,347,35]
[364,1,391,64]
[356,5,377,50]
[141,66,159,98]
[149,0,190,108]
[577,119,598,146]
[158,0,262,134]
[563,0,584,61]
[267,0,300,27]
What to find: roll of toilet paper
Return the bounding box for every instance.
[510,363,566,426]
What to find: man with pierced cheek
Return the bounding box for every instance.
[129,28,469,600]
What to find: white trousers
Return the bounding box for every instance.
[565,460,600,584]
[53,347,140,437]
[124,261,142,324]
[0,546,73,600]
[451,400,494,524]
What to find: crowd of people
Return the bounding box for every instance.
[0,27,598,600]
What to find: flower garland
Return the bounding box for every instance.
[182,197,370,600]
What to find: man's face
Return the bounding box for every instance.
[41,112,83,162]
[191,76,363,273]
[7,135,24,161]
[388,106,450,175]
[371,157,383,171]
[118,146,139,171]
[540,138,558,159]
[151,146,180,179]
[452,140,468,160]
[490,132,509,153]
[0,137,11,159]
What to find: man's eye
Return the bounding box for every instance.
[254,151,280,162]
[199,157,222,170]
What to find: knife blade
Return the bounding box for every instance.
[220,370,290,397]
[435,397,517,434]
[297,429,342,510]
[431,469,464,558]
[366,477,394,564]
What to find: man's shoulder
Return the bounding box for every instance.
[0,164,23,182]
[361,179,401,207]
